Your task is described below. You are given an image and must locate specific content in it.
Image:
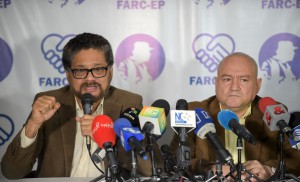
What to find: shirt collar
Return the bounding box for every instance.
[219,103,252,119]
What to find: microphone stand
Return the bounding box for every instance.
[266,131,300,182]
[166,128,197,182]
[90,166,109,182]
[90,146,123,182]
[236,136,242,181]
[225,136,261,182]
[145,132,160,181]
[99,162,123,182]
[128,150,141,182]
[205,159,226,182]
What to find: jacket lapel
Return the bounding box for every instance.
[103,86,123,122]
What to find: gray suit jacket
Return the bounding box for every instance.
[1,85,160,179]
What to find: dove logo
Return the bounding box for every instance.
[115,34,165,85]
[0,114,14,146]
[0,37,13,82]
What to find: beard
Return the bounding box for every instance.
[73,81,108,103]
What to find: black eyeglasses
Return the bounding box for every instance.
[68,65,111,79]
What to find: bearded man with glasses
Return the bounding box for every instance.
[1,33,160,179]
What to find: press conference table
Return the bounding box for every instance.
[0,177,97,182]
[1,177,300,182]
[0,177,157,182]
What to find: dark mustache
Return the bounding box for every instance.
[81,82,100,88]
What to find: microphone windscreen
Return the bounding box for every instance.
[289,112,300,128]
[113,118,132,137]
[217,110,239,130]
[81,93,94,115]
[151,99,170,116]
[258,97,277,113]
[120,107,141,128]
[92,115,116,148]
[81,93,94,105]
[176,99,188,110]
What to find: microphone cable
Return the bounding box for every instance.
[87,142,104,174]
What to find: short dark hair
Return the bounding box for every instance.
[62,32,114,69]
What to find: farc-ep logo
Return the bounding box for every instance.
[0,37,13,82]
[115,34,165,85]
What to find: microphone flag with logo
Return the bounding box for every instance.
[170,99,196,134]
[120,107,141,128]
[114,118,147,160]
[139,105,167,136]
[92,115,117,169]
[258,97,293,140]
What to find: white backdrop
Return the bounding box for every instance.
[1,0,300,179]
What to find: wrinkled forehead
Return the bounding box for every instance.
[218,55,258,77]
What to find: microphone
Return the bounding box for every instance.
[170,100,196,134]
[170,99,195,169]
[81,93,94,148]
[218,110,256,144]
[81,93,94,115]
[160,144,175,173]
[114,118,148,160]
[120,107,141,128]
[194,108,236,170]
[139,100,169,136]
[289,112,300,129]
[288,112,300,150]
[92,115,118,169]
[152,99,170,116]
[258,97,294,140]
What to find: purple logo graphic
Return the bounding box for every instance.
[48,0,85,8]
[0,37,13,82]
[192,33,235,72]
[259,33,300,84]
[41,34,75,74]
[193,0,231,8]
[115,34,165,85]
[0,114,14,146]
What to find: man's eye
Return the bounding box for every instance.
[77,69,86,72]
[94,67,105,71]
[223,78,231,82]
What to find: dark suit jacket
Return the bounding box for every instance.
[170,95,300,176]
[1,85,160,179]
